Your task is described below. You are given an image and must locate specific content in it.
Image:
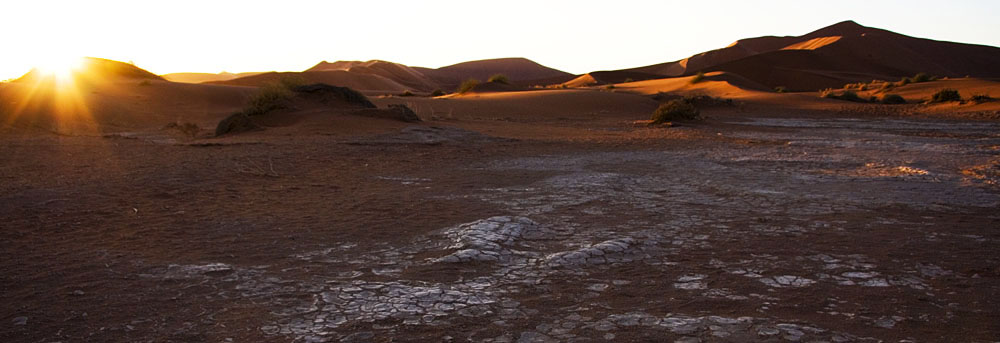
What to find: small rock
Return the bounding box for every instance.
[12,316,27,326]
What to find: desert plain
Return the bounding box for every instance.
[2,20,1000,342]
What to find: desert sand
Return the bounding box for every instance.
[2,21,1000,343]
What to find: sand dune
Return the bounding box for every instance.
[622,20,1000,91]
[307,60,438,92]
[162,72,265,84]
[611,71,771,96]
[416,57,574,88]
[561,71,664,88]
[209,71,413,93]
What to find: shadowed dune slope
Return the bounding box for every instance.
[416,58,574,87]
[208,71,413,93]
[623,20,1000,91]
[307,60,438,92]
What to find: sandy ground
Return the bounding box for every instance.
[2,90,999,343]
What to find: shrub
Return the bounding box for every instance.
[689,72,705,84]
[605,84,615,90]
[487,74,509,84]
[457,79,480,94]
[651,99,700,124]
[399,90,414,97]
[881,94,906,104]
[898,77,911,86]
[624,78,634,83]
[242,82,294,116]
[929,89,961,103]
[774,86,787,93]
[821,89,865,102]
[970,94,994,103]
[910,72,932,83]
[430,89,445,97]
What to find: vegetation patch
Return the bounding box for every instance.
[774,86,787,93]
[457,79,480,94]
[929,89,962,103]
[820,89,865,102]
[970,94,994,103]
[689,72,705,84]
[651,99,701,124]
[430,89,446,97]
[487,74,509,84]
[880,94,906,104]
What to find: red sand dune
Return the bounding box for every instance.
[622,20,1000,91]
[415,57,575,88]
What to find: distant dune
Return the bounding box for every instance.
[15,57,164,83]
[415,58,576,88]
[208,70,413,93]
[214,57,574,93]
[621,20,1000,91]
[162,72,265,84]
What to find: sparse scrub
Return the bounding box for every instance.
[774,86,787,93]
[821,89,865,102]
[929,89,961,103]
[909,72,932,83]
[970,94,994,103]
[242,82,294,116]
[399,90,414,97]
[605,84,616,90]
[651,99,701,124]
[430,89,445,97]
[487,74,509,84]
[624,78,634,83]
[689,72,705,84]
[898,77,911,86]
[457,79,480,94]
[164,122,200,138]
[880,94,906,104]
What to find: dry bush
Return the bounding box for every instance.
[457,79,480,94]
[651,99,701,124]
[929,89,962,103]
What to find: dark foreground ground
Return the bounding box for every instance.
[2,113,999,342]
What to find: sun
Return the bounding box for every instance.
[34,56,83,82]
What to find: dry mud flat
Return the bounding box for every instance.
[2,116,1000,342]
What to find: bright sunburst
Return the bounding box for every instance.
[34,56,83,82]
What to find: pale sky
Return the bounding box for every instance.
[2,0,998,80]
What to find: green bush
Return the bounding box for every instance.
[689,72,705,84]
[774,86,787,93]
[430,89,445,97]
[881,94,906,104]
[487,74,509,84]
[651,99,700,124]
[929,89,961,103]
[457,79,480,94]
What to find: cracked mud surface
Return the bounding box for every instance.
[2,115,999,342]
